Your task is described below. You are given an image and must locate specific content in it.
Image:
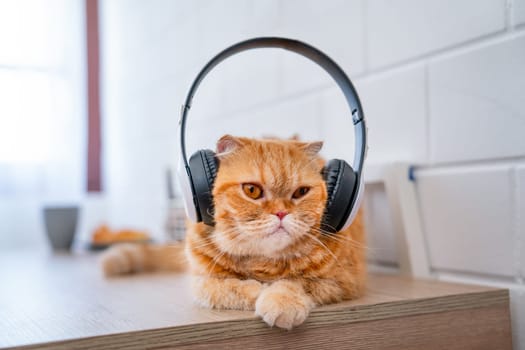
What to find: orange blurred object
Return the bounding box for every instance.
[92,224,150,244]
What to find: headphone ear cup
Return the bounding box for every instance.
[322,159,358,233]
[188,149,219,225]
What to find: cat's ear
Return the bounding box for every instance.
[289,133,300,141]
[216,135,245,156]
[300,141,323,157]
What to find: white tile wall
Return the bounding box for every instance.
[186,92,323,155]
[320,65,427,166]
[416,165,515,277]
[276,0,365,92]
[192,49,283,121]
[428,34,525,164]
[197,1,279,59]
[366,0,506,68]
[280,53,334,97]
[356,66,427,164]
[515,0,525,26]
[319,87,358,163]
[185,1,285,116]
[518,164,525,279]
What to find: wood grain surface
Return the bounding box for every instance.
[0,252,512,350]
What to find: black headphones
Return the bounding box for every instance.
[178,37,367,233]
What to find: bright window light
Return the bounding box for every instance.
[0,0,85,194]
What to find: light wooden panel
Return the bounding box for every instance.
[175,306,512,350]
[0,252,512,350]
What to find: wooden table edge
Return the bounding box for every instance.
[4,288,510,350]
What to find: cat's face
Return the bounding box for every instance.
[211,135,327,258]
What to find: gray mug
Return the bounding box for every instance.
[43,206,79,251]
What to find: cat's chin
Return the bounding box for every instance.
[253,226,300,255]
[257,235,294,256]
[211,230,286,257]
[216,230,296,257]
[267,227,288,237]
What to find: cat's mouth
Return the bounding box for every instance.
[268,225,289,236]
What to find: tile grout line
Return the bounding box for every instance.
[513,165,524,284]
[414,156,525,174]
[363,26,524,75]
[509,166,522,285]
[423,63,431,164]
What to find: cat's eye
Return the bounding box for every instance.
[242,183,263,199]
[292,186,310,199]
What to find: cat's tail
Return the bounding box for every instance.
[100,242,187,277]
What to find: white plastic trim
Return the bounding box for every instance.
[341,177,365,231]
[177,154,198,222]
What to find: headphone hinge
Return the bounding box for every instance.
[352,110,362,124]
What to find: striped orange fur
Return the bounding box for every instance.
[101,135,366,329]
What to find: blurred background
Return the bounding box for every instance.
[0,0,524,346]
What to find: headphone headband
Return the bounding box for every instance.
[179,37,367,175]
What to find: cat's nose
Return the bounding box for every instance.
[275,211,288,220]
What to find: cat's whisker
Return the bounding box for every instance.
[295,220,372,259]
[308,226,372,251]
[313,219,364,242]
[316,228,370,249]
[303,222,361,243]
[190,240,219,251]
[317,220,339,233]
[313,223,372,250]
[204,233,246,278]
[202,237,234,276]
[287,221,341,266]
[190,228,245,253]
[303,232,341,266]
[205,251,227,278]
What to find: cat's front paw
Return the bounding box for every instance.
[255,282,314,330]
[193,277,263,310]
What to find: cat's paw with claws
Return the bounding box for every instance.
[255,282,314,330]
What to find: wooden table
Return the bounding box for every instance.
[0,252,512,349]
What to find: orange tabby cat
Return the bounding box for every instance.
[101,135,366,329]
